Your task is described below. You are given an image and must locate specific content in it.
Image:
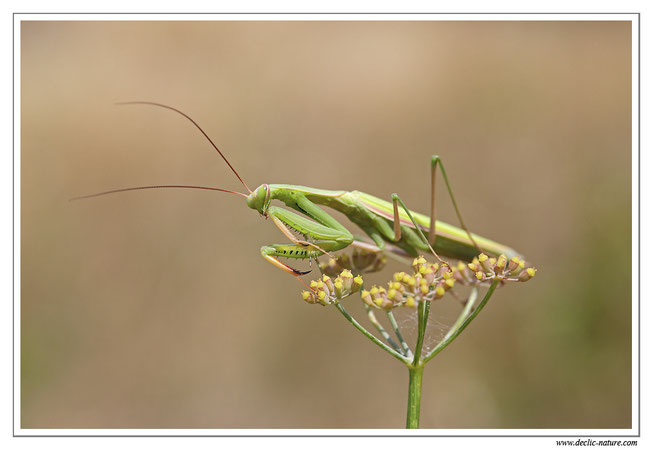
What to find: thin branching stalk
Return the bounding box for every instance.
[412,300,431,366]
[424,279,500,364]
[364,304,404,355]
[335,302,410,364]
[443,287,478,342]
[387,311,413,359]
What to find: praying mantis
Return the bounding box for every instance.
[74,102,522,283]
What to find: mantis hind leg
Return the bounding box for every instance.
[390,193,448,266]
[387,156,484,265]
[429,155,482,254]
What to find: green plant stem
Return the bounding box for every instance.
[335,302,410,364]
[406,364,424,429]
[423,279,500,364]
[387,311,412,359]
[363,304,404,355]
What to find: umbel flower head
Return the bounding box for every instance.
[302,253,536,309]
[361,257,456,311]
[301,269,364,306]
[452,254,536,285]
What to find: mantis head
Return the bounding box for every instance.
[246,184,272,217]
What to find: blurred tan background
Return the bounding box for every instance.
[21,20,632,429]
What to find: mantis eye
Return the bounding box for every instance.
[263,183,271,209]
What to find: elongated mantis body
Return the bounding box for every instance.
[74,102,521,281]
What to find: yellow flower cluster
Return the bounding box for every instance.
[452,254,536,284]
[361,257,455,311]
[301,269,364,306]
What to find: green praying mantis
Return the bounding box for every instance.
[74,102,522,285]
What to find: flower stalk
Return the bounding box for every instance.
[406,364,424,429]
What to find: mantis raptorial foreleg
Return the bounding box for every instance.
[270,216,336,259]
[259,202,353,278]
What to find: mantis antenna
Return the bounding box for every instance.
[116,101,252,195]
[70,185,248,201]
[72,102,253,201]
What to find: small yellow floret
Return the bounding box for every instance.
[413,256,426,265]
